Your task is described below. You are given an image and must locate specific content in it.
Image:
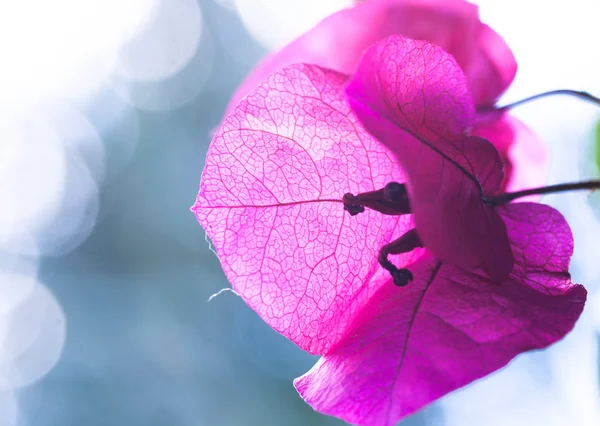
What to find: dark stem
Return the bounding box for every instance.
[485,180,600,205]
[378,229,423,287]
[494,89,600,112]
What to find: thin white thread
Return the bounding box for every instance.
[207,287,239,302]
[204,232,217,257]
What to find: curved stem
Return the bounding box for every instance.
[486,180,600,205]
[494,89,600,112]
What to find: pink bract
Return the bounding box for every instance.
[226,0,547,193]
[346,35,513,281]
[193,45,585,424]
[194,64,417,354]
[295,203,585,426]
[473,114,548,197]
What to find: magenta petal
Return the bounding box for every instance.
[473,114,549,197]
[346,35,513,280]
[227,0,516,113]
[346,35,476,143]
[465,23,518,106]
[193,63,414,354]
[295,203,585,426]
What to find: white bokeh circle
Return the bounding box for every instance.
[0,376,17,426]
[117,0,203,82]
[113,20,215,112]
[0,281,66,389]
[0,106,104,256]
[0,0,158,111]
[234,0,352,49]
[0,118,67,253]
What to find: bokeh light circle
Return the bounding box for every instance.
[113,19,215,112]
[0,281,66,389]
[0,376,17,426]
[36,155,101,257]
[0,105,104,256]
[234,0,352,49]
[0,0,158,110]
[117,0,203,82]
[0,118,67,253]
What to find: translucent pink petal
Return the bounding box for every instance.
[464,23,517,106]
[227,0,515,112]
[295,203,586,426]
[346,35,513,281]
[193,63,414,354]
[473,114,549,197]
[346,35,475,148]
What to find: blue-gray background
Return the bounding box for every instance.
[2,1,599,425]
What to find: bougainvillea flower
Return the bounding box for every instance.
[345,35,515,280]
[193,36,585,424]
[227,0,547,194]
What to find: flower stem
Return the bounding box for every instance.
[495,89,600,112]
[486,180,600,205]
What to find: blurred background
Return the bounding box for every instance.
[0,0,599,425]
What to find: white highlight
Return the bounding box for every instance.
[0,105,104,256]
[0,377,17,426]
[548,314,600,426]
[113,19,214,111]
[592,292,600,329]
[0,0,156,110]
[0,118,67,253]
[0,280,66,389]
[0,272,37,323]
[234,0,352,49]
[117,0,203,82]
[33,106,104,256]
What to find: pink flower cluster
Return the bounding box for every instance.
[193,1,586,425]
